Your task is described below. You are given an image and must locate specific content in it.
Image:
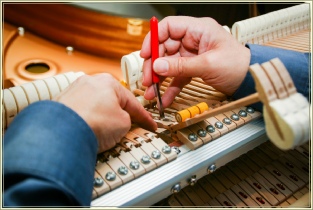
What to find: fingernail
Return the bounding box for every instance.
[154,59,169,74]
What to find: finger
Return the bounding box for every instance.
[153,53,211,78]
[140,32,151,59]
[142,59,152,87]
[141,16,192,59]
[143,85,155,100]
[118,85,157,131]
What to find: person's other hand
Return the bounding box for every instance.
[140,16,251,107]
[53,73,157,153]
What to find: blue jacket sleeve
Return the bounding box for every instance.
[3,100,98,207]
[232,44,311,111]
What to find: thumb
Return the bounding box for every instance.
[153,55,209,78]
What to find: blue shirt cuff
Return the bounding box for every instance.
[4,100,98,206]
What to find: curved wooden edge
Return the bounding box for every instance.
[3,3,150,59]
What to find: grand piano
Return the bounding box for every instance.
[2,3,311,207]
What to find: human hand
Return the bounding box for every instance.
[140,16,251,107]
[53,73,157,153]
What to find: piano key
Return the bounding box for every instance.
[287,150,310,168]
[237,180,272,207]
[182,186,206,206]
[258,168,293,198]
[218,165,241,185]
[125,142,157,172]
[224,110,245,127]
[294,146,310,159]
[129,127,177,162]
[225,159,249,181]
[245,149,268,168]
[293,191,304,200]
[20,82,39,104]
[125,132,168,167]
[254,144,279,162]
[105,156,135,184]
[197,176,220,199]
[223,189,247,207]
[264,164,299,192]
[93,171,110,198]
[205,116,228,136]
[173,190,194,206]
[147,136,177,162]
[168,195,182,207]
[9,86,28,112]
[207,198,222,207]
[214,113,237,131]
[196,119,220,139]
[188,124,212,144]
[190,182,213,203]
[239,153,261,172]
[270,161,306,188]
[300,186,309,195]
[232,107,252,123]
[251,172,286,203]
[137,140,167,167]
[276,156,308,182]
[215,193,235,207]
[3,89,17,127]
[245,176,280,206]
[116,149,145,178]
[95,161,123,190]
[286,195,297,205]
[242,106,262,119]
[176,127,204,150]
[32,79,51,100]
[205,173,227,194]
[251,146,274,165]
[279,200,290,207]
[230,184,259,206]
[213,169,234,190]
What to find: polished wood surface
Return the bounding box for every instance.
[3,3,150,59]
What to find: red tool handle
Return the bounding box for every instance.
[150,16,159,84]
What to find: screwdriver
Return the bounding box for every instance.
[150,16,165,119]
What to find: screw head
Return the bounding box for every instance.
[141,155,151,164]
[172,146,181,154]
[238,110,248,117]
[162,145,172,154]
[171,183,181,193]
[118,166,129,175]
[188,133,198,141]
[208,164,217,173]
[94,177,104,187]
[188,175,197,186]
[66,46,74,54]
[129,160,140,170]
[223,118,232,125]
[246,107,255,113]
[231,114,240,121]
[151,150,161,159]
[18,27,25,36]
[197,129,207,137]
[206,125,215,133]
[215,121,223,129]
[105,171,116,181]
